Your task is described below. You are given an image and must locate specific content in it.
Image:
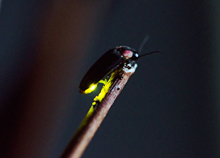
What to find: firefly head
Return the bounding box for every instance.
[116,46,139,61]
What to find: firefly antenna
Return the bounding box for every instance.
[138,35,162,58]
[139,51,162,58]
[138,35,150,53]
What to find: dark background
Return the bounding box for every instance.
[1,0,219,158]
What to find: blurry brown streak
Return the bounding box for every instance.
[8,1,112,158]
[61,66,137,158]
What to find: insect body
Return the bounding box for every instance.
[79,46,159,94]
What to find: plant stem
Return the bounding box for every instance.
[61,64,137,158]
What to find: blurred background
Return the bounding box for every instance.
[0,0,219,158]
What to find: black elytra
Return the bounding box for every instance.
[79,46,159,94]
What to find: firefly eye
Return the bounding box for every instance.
[131,52,139,60]
[134,53,139,58]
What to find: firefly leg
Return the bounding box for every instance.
[92,100,99,109]
[118,71,124,80]
[99,78,108,85]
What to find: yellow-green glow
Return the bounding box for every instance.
[84,71,119,122]
[93,71,118,103]
[99,79,108,85]
[84,83,97,94]
[87,104,95,117]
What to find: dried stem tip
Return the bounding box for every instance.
[61,64,137,158]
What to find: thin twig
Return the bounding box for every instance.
[61,64,138,158]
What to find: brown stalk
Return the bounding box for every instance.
[61,64,137,158]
